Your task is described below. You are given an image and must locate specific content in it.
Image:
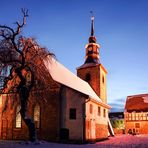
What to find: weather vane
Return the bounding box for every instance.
[90,11,94,21]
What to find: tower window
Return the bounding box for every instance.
[15,105,21,128]
[85,73,91,82]
[102,75,105,84]
[69,108,76,120]
[34,104,40,128]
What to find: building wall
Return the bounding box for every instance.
[0,95,2,139]
[38,88,61,141]
[124,112,148,134]
[99,65,107,103]
[0,94,15,140]
[85,100,109,140]
[77,64,107,103]
[0,80,61,141]
[60,86,86,141]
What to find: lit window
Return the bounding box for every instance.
[103,109,106,118]
[16,105,21,128]
[34,104,40,128]
[69,108,76,120]
[98,107,101,116]
[90,104,93,114]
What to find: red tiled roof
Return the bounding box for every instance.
[125,94,148,112]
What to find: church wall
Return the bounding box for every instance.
[85,100,109,141]
[60,86,86,141]
[99,65,107,103]
[77,65,100,97]
[38,88,61,141]
[0,95,2,139]
[77,64,107,103]
[0,81,61,141]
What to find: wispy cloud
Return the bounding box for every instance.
[108,97,126,112]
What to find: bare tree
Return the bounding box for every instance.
[0,9,54,142]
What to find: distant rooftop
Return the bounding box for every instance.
[109,112,124,119]
[125,94,148,112]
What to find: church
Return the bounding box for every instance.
[0,16,112,142]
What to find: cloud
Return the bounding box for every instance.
[108,97,126,112]
[110,107,124,112]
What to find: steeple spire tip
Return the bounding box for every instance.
[89,11,96,43]
[90,11,94,36]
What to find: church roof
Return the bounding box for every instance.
[125,94,148,112]
[44,56,102,102]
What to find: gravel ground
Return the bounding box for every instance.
[0,134,148,148]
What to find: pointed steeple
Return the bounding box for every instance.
[90,15,94,36]
[89,12,96,43]
[84,13,100,64]
[77,13,108,104]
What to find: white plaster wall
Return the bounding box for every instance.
[61,86,86,141]
[85,101,108,125]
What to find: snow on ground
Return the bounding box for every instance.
[0,134,148,148]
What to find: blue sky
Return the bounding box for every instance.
[0,0,148,112]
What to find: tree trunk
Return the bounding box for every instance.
[19,86,37,142]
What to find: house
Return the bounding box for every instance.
[0,16,112,142]
[109,112,125,134]
[124,94,148,135]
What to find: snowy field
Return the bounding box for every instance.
[0,134,148,148]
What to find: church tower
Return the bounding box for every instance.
[77,15,107,103]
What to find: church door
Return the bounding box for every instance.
[1,119,8,139]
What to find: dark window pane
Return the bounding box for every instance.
[85,73,91,82]
[69,108,76,120]
[103,109,106,117]
[98,107,101,116]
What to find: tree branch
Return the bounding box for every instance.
[0,25,15,34]
[14,8,28,35]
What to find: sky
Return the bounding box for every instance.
[0,0,148,112]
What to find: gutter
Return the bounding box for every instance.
[82,98,90,143]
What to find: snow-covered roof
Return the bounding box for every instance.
[44,57,102,102]
[125,94,148,112]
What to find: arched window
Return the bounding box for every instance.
[34,104,40,128]
[15,105,21,128]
